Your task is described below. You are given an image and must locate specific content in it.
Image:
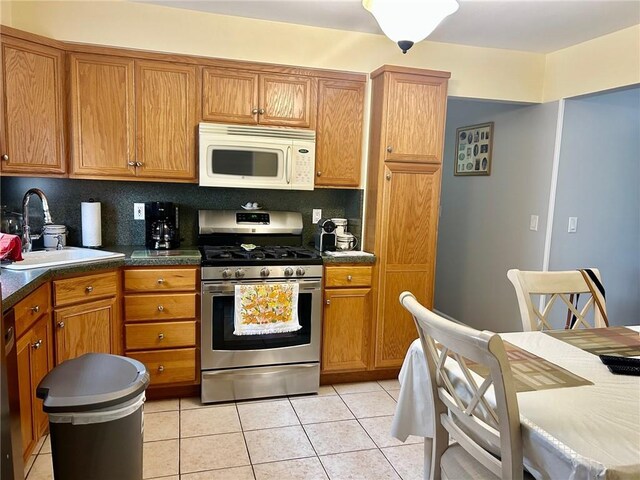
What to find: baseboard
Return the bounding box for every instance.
[433,309,466,325]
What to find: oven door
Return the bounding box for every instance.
[201,279,322,369]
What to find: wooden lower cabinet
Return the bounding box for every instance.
[322,288,371,372]
[54,297,116,363]
[124,266,199,389]
[321,265,373,374]
[16,314,52,460]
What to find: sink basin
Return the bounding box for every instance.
[2,247,125,271]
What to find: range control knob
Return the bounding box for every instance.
[296,267,306,277]
[284,267,294,277]
[222,268,232,279]
[260,267,270,277]
[235,269,245,279]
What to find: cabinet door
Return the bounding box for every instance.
[374,163,442,368]
[315,79,364,187]
[0,37,66,174]
[16,333,35,460]
[135,60,197,181]
[322,288,371,373]
[70,54,136,178]
[385,73,448,163]
[30,315,52,438]
[54,297,116,364]
[201,67,259,124]
[259,74,316,128]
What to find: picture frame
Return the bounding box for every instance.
[454,122,494,176]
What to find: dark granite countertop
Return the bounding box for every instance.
[321,251,376,265]
[1,246,202,311]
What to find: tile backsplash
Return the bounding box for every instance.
[1,177,363,248]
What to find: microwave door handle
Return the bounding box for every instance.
[285,146,292,184]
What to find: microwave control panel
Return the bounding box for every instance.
[292,144,315,189]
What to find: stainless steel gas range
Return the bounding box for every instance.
[198,210,323,403]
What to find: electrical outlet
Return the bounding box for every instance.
[312,209,322,224]
[568,216,578,233]
[529,214,539,231]
[134,203,145,220]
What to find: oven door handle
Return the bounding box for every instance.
[203,280,321,295]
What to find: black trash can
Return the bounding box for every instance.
[36,353,150,480]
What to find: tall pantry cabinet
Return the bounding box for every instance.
[365,66,450,369]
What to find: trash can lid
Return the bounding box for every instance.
[36,353,150,413]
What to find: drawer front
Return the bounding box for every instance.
[14,283,51,338]
[325,266,373,288]
[125,321,196,350]
[124,268,197,292]
[124,293,196,322]
[127,348,196,385]
[54,272,118,307]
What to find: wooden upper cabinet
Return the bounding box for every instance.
[384,71,448,163]
[135,60,197,181]
[0,36,66,175]
[201,68,316,128]
[70,53,136,178]
[315,79,365,187]
[259,73,316,128]
[202,67,259,124]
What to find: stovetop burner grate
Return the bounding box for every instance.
[200,245,322,265]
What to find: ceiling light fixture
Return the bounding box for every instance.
[363,0,459,54]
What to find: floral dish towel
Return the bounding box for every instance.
[234,283,301,335]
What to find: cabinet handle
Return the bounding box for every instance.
[386,173,392,181]
[386,146,393,153]
[31,305,40,313]
[157,305,164,312]
[326,299,331,305]
[135,162,143,168]
[157,278,165,285]
[85,286,93,293]
[127,161,136,166]
[158,365,165,373]
[252,108,259,114]
[158,333,164,340]
[316,171,322,177]
[57,321,65,329]
[258,108,265,115]
[346,275,352,281]
[1,154,8,161]
[32,339,42,350]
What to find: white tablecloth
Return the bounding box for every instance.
[391,327,640,480]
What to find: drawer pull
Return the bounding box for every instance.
[57,321,65,329]
[31,305,40,313]
[158,365,165,373]
[32,339,42,350]
[158,333,164,340]
[157,305,164,312]
[157,278,165,285]
[347,275,353,281]
[85,286,94,293]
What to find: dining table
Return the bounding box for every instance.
[391,326,640,480]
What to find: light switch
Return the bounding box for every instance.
[529,215,539,231]
[568,217,578,233]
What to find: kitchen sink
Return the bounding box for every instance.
[1,247,125,271]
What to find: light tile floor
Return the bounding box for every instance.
[25,379,425,480]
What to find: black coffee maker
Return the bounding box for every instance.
[145,202,180,250]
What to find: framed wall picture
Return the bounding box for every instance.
[454,122,494,176]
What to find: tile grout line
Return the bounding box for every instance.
[287,396,331,479]
[234,401,257,479]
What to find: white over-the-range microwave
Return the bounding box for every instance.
[199,122,316,190]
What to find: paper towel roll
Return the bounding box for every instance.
[81,202,102,247]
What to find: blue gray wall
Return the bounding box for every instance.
[0,177,363,248]
[549,87,640,326]
[435,99,560,332]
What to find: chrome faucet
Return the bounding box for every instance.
[22,188,53,253]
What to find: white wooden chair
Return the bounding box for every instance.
[507,269,608,332]
[400,291,532,480]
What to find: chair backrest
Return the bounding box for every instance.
[507,269,607,332]
[400,291,523,480]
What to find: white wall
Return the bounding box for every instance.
[549,87,640,326]
[435,99,560,332]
